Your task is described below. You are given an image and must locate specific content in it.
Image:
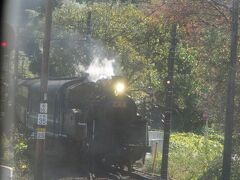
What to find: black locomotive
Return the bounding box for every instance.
[16,75,150,170]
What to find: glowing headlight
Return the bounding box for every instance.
[115,82,125,95]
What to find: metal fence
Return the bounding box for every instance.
[148,131,164,154]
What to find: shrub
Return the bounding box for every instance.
[144,132,223,179]
[1,130,32,179]
[14,132,31,178]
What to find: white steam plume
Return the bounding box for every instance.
[86,57,115,82]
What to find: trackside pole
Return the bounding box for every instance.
[222,0,239,179]
[160,23,177,180]
[34,0,52,179]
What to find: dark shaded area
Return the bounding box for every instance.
[172,108,203,132]
[0,0,7,166]
[1,2,17,136]
[0,0,6,135]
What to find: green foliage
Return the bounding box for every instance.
[18,51,35,78]
[199,156,222,180]
[194,26,230,126]
[169,133,223,179]
[172,43,205,131]
[231,134,240,179]
[144,132,223,179]
[0,131,32,178]
[13,132,32,179]
[19,0,238,133]
[200,133,240,180]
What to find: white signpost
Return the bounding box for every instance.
[37,114,48,126]
[40,103,48,113]
[36,103,48,139]
[36,131,46,140]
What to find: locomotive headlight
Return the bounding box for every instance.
[114,82,125,95]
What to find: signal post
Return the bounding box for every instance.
[34,0,52,179]
[160,23,177,180]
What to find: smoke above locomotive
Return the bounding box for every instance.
[86,57,115,82]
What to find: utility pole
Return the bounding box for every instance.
[160,23,177,180]
[222,0,239,179]
[34,0,52,179]
[86,0,93,65]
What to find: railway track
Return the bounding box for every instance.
[45,150,159,180]
[124,169,160,180]
[87,167,160,180]
[58,167,159,180]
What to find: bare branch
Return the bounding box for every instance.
[207,0,230,23]
[209,0,231,10]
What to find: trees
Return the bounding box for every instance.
[16,0,239,131]
[11,0,240,178]
[16,0,207,130]
[53,2,169,97]
[15,0,239,133]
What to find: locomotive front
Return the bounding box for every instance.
[90,78,150,169]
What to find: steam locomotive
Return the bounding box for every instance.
[16,75,150,170]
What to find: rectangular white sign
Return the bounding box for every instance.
[37,114,48,125]
[36,131,45,139]
[40,103,48,113]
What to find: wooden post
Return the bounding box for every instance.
[152,142,158,174]
[222,0,239,179]
[34,0,52,179]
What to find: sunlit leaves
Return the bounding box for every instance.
[169,133,223,179]
[53,2,87,32]
[144,132,223,179]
